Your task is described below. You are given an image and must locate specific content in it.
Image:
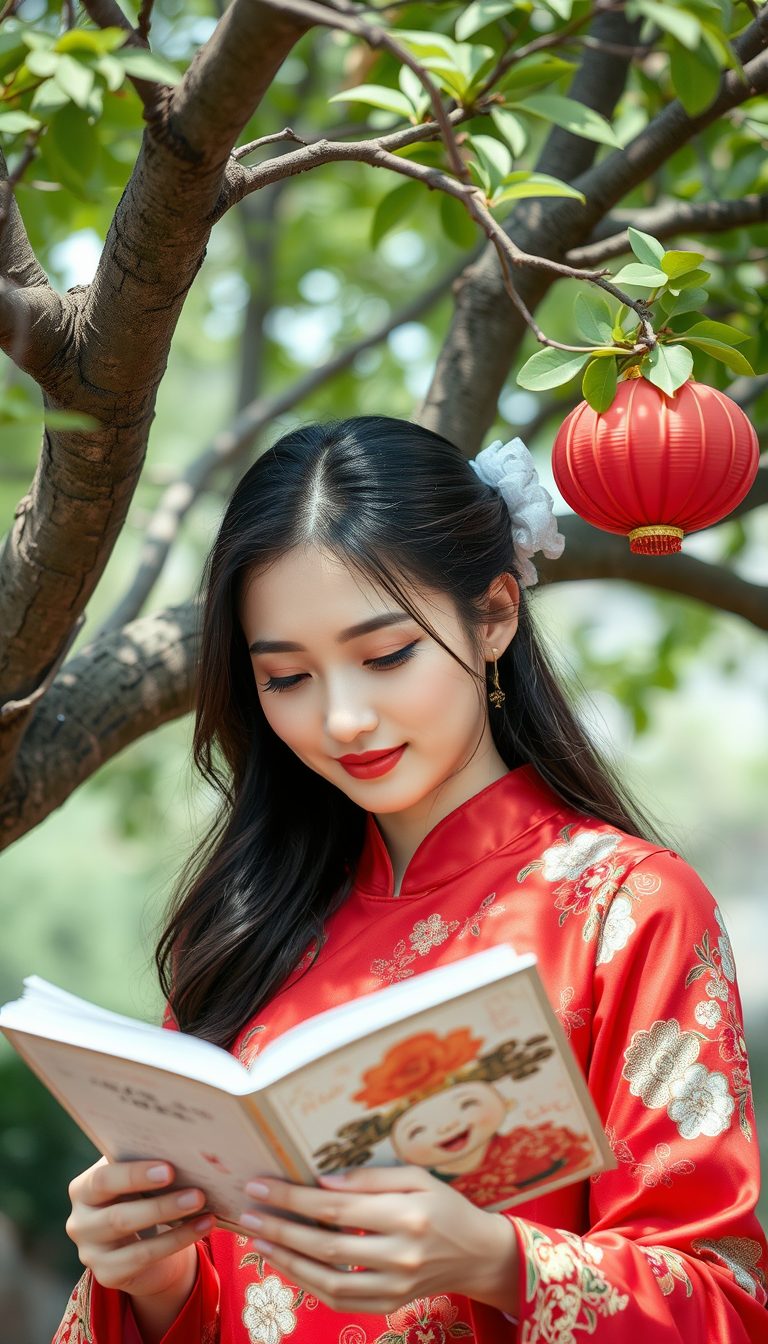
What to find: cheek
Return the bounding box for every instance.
[386,650,480,733]
[256,686,316,753]
[393,1132,443,1165]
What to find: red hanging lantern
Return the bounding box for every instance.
[552,377,759,555]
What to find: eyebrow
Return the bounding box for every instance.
[248,611,414,655]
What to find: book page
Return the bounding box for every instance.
[10,1035,286,1228]
[262,967,606,1213]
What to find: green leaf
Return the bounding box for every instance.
[582,355,618,411]
[329,84,415,119]
[371,179,421,247]
[644,343,694,395]
[96,53,127,92]
[0,31,29,80]
[54,53,94,108]
[398,66,429,117]
[627,226,664,267]
[669,267,711,293]
[30,78,70,114]
[670,40,721,117]
[455,0,515,40]
[440,193,477,247]
[420,43,495,102]
[574,291,613,343]
[115,49,183,86]
[56,27,126,55]
[490,107,527,157]
[517,347,588,391]
[516,94,622,147]
[25,49,60,77]
[662,287,708,318]
[682,338,755,374]
[39,102,98,196]
[540,0,573,18]
[0,110,40,133]
[469,133,512,187]
[491,171,586,210]
[611,262,668,288]
[499,54,576,93]
[633,0,701,50]
[677,319,750,345]
[661,249,705,279]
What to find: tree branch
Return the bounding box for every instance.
[0,602,199,850]
[566,193,768,266]
[539,515,768,631]
[99,253,479,635]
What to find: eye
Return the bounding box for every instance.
[406,1125,426,1140]
[460,1098,480,1110]
[259,673,309,693]
[364,639,419,672]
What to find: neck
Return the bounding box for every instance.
[375,727,509,896]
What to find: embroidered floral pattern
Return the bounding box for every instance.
[371,939,417,985]
[457,891,505,939]
[53,1271,93,1344]
[374,1295,473,1343]
[243,1275,301,1344]
[640,1246,693,1297]
[339,1329,368,1344]
[667,1063,734,1139]
[596,1129,695,1188]
[596,893,636,966]
[409,913,459,956]
[623,1019,701,1109]
[686,916,754,1140]
[691,1236,768,1306]
[516,1222,628,1343]
[554,986,588,1042]
[239,1025,267,1068]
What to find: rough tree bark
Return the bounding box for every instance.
[2,1,768,848]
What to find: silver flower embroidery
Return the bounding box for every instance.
[695,1000,722,1030]
[692,1236,767,1302]
[596,894,636,965]
[622,1019,700,1109]
[541,830,620,882]
[667,1063,734,1140]
[408,913,458,956]
[243,1276,298,1344]
[714,906,736,983]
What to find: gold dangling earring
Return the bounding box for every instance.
[488,647,505,709]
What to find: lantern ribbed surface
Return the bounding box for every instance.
[552,379,759,554]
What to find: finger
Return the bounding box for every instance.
[244,1178,424,1233]
[320,1166,435,1195]
[73,1187,208,1244]
[238,1211,394,1271]
[81,1215,214,1288]
[72,1159,176,1208]
[256,1241,394,1306]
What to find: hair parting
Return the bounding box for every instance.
[157,416,661,1047]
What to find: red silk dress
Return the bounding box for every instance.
[53,766,768,1343]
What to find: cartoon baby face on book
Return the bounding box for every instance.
[313,1028,594,1206]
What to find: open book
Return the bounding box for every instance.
[0,945,614,1230]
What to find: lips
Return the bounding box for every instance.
[438,1128,471,1153]
[336,744,407,779]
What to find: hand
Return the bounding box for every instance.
[239,1166,519,1317]
[67,1157,214,1343]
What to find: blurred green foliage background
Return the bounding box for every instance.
[0,0,767,1323]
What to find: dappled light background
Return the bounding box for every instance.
[1,0,768,1335]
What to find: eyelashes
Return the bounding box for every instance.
[259,640,419,694]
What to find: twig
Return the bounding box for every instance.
[137,0,155,43]
[98,253,479,634]
[0,0,21,24]
[480,2,602,92]
[63,0,76,29]
[567,193,768,266]
[0,615,85,725]
[0,131,41,242]
[233,128,309,158]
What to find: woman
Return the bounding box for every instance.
[59,418,767,1344]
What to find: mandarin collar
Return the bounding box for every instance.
[354,765,563,900]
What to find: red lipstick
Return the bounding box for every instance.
[336,745,406,779]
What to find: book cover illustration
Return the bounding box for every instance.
[264,973,602,1212]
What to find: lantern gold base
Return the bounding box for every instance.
[629,525,684,555]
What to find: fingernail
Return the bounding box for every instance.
[177,1190,203,1210]
[320,1174,347,1185]
[195,1215,215,1232]
[246,1181,270,1199]
[147,1165,171,1183]
[240,1212,263,1230]
[253,1239,273,1254]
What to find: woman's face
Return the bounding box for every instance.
[390,1081,508,1174]
[239,546,516,819]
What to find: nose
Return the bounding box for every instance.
[324,676,378,743]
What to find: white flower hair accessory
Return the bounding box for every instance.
[469,437,565,587]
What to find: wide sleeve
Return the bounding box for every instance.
[510,848,767,1342]
[52,1242,220,1343]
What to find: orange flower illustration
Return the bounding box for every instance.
[353,1029,483,1108]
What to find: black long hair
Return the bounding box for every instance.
[157,416,658,1045]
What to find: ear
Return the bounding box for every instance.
[481,573,520,662]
